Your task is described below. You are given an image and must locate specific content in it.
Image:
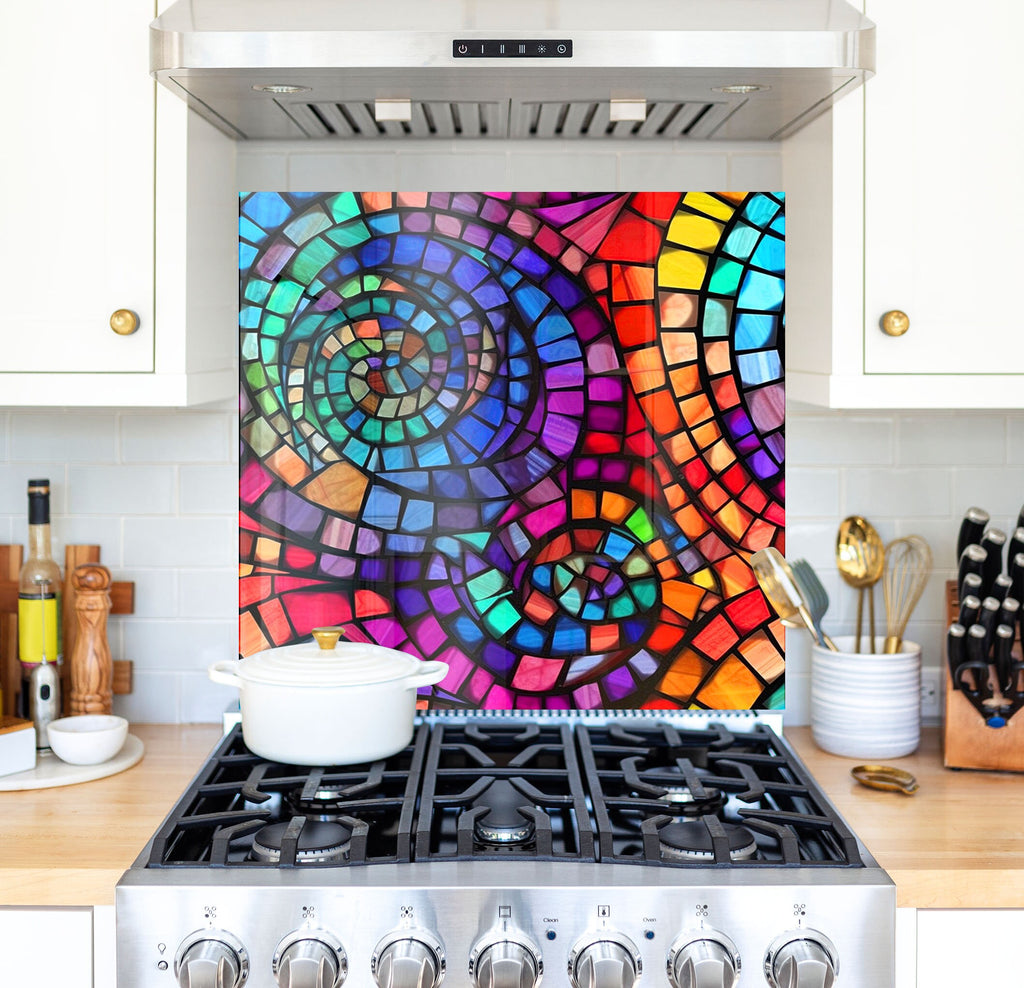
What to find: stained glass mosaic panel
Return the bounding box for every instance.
[239,191,785,711]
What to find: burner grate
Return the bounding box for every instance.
[143,719,864,871]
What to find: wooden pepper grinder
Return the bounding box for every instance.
[69,564,113,715]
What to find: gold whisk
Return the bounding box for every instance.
[882,535,932,654]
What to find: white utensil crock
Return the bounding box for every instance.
[209,635,447,765]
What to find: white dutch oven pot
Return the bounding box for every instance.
[209,628,447,765]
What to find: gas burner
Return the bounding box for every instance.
[471,780,536,845]
[658,821,758,863]
[251,820,352,864]
[656,785,727,817]
[285,785,353,820]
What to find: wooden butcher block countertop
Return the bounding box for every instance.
[1,725,1021,909]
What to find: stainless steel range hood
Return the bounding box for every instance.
[151,0,874,142]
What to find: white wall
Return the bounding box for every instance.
[3,140,1019,723]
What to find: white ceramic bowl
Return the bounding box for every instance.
[47,715,128,765]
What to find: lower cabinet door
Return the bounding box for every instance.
[0,907,94,988]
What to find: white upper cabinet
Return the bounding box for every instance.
[784,0,1024,408]
[0,0,237,406]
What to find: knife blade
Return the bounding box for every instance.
[994,623,1016,695]
[957,506,990,562]
[980,528,1008,590]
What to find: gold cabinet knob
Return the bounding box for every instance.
[109,309,140,336]
[880,310,910,337]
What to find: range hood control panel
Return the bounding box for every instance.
[452,40,573,58]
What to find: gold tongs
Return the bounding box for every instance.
[850,764,919,795]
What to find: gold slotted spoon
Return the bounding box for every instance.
[751,547,839,651]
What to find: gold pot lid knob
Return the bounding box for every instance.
[110,308,140,336]
[880,310,910,337]
[311,627,344,650]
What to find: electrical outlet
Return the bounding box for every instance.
[920,667,942,720]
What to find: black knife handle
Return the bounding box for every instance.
[957,507,990,562]
[1017,503,1024,536]
[965,624,993,699]
[990,573,1014,603]
[995,624,1016,695]
[958,545,988,599]
[958,594,982,628]
[1008,527,1024,569]
[980,529,1008,589]
[998,596,1020,630]
[978,596,1002,651]
[960,572,984,604]
[1011,552,1024,606]
[955,660,992,700]
[947,623,967,688]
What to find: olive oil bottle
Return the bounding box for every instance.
[18,479,62,720]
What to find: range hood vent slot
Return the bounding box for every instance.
[516,100,735,139]
[279,99,736,140]
[283,100,507,139]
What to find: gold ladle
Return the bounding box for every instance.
[836,516,886,653]
[751,547,839,651]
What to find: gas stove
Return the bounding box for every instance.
[116,713,894,988]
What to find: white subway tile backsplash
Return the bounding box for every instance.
[898,414,1006,465]
[785,468,840,517]
[787,414,893,466]
[180,672,240,724]
[0,464,67,514]
[951,467,1024,523]
[123,619,237,672]
[1007,416,1024,465]
[68,465,175,515]
[123,517,236,568]
[179,569,238,620]
[783,522,841,571]
[180,465,238,515]
[843,468,951,518]
[10,413,117,463]
[120,412,230,463]
[113,671,180,724]
[116,568,180,619]
[50,516,124,568]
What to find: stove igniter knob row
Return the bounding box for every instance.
[667,932,740,988]
[273,931,347,988]
[469,933,544,988]
[764,931,839,988]
[371,930,446,988]
[568,933,642,988]
[175,930,249,988]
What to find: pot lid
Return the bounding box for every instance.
[239,631,424,687]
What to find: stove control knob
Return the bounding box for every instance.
[175,930,249,988]
[764,931,838,988]
[470,936,543,988]
[273,931,347,988]
[372,931,446,988]
[568,934,641,988]
[668,932,740,988]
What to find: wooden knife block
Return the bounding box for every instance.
[943,580,1024,772]
[0,544,134,718]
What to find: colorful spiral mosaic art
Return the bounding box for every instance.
[239,191,786,711]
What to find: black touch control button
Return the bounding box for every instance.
[453,40,573,58]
